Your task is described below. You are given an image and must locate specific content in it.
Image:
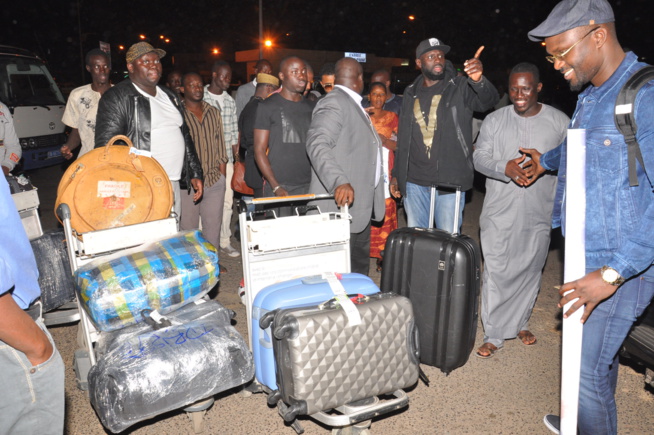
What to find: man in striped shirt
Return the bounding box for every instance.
[204,60,241,258]
[180,72,228,253]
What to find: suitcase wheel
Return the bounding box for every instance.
[267,389,282,406]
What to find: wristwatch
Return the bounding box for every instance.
[600,266,625,286]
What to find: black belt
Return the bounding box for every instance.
[24,300,43,322]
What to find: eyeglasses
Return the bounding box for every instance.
[546,27,600,63]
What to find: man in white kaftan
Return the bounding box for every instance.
[473,63,569,358]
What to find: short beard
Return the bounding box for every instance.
[422,69,445,81]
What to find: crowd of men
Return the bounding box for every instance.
[2,0,653,433]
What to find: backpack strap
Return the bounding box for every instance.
[614,65,654,187]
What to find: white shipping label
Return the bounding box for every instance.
[130,147,152,157]
[97,181,131,198]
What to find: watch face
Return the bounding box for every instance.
[603,268,619,283]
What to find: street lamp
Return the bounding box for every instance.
[407,15,426,39]
[264,39,273,48]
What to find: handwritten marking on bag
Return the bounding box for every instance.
[119,325,215,360]
[97,180,131,198]
[109,203,136,227]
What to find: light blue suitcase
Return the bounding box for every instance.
[252,273,379,390]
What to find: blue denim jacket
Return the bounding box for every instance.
[541,52,654,279]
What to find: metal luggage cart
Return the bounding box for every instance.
[239,194,351,346]
[239,195,411,434]
[56,204,214,433]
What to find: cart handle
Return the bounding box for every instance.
[238,193,349,215]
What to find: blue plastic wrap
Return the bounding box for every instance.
[88,300,254,433]
[75,230,219,331]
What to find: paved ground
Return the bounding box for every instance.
[26,164,653,435]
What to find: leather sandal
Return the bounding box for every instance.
[476,342,502,359]
[518,330,537,346]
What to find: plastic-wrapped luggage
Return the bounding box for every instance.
[263,292,419,421]
[252,273,380,391]
[88,299,254,433]
[30,229,76,312]
[75,230,219,331]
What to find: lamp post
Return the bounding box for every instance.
[258,0,263,59]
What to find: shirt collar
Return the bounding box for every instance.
[334,84,363,106]
[579,51,639,102]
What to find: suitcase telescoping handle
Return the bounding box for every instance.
[428,184,462,235]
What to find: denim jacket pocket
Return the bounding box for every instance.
[586,129,627,176]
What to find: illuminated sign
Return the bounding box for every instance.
[345,52,366,63]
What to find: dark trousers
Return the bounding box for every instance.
[350,222,371,276]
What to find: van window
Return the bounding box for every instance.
[0,57,64,106]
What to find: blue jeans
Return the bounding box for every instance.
[578,271,654,434]
[404,182,465,232]
[0,320,65,435]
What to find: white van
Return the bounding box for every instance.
[0,45,66,170]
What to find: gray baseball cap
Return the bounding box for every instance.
[528,0,615,42]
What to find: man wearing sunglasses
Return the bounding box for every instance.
[522,1,654,433]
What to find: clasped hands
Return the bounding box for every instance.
[505,147,546,187]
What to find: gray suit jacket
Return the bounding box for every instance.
[306,87,385,233]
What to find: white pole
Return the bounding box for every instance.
[560,129,586,434]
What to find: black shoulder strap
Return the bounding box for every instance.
[615,65,654,187]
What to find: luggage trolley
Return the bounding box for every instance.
[239,194,351,345]
[239,195,410,435]
[56,204,215,433]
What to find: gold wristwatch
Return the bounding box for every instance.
[600,266,625,286]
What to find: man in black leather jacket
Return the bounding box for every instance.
[95,42,203,215]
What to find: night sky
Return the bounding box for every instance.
[2,0,651,111]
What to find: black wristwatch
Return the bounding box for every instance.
[600,266,625,286]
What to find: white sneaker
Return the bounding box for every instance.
[221,245,240,258]
[543,414,560,434]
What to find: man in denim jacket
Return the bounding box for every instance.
[522,1,654,433]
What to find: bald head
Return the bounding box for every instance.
[335,57,364,94]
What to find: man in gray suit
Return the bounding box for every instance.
[307,57,385,275]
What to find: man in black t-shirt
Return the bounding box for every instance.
[238,73,279,197]
[253,56,314,200]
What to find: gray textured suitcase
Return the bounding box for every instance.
[263,292,419,421]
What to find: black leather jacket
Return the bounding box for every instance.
[94,79,203,188]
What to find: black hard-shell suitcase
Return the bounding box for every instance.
[30,229,76,312]
[261,292,420,422]
[381,186,480,374]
